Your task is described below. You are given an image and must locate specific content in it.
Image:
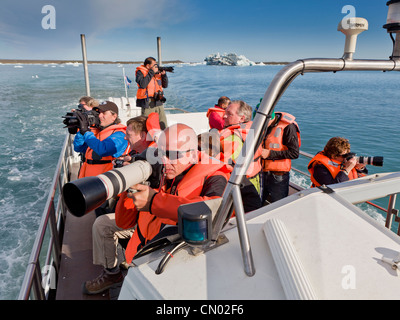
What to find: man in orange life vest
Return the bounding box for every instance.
[135,57,168,130]
[115,123,231,267]
[74,101,128,179]
[74,101,128,217]
[83,115,157,295]
[206,96,231,130]
[308,136,367,187]
[261,110,300,204]
[219,100,262,212]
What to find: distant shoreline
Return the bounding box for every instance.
[0,59,289,65]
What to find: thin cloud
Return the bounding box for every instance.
[0,0,190,59]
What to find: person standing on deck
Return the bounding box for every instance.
[73,101,128,217]
[308,136,367,187]
[261,111,300,204]
[135,57,168,130]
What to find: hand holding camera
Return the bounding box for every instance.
[76,112,90,135]
[341,155,357,174]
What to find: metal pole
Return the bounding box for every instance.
[80,34,91,96]
[393,33,400,59]
[211,57,400,277]
[385,194,397,229]
[157,37,162,66]
[231,185,256,276]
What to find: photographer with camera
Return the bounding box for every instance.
[308,136,370,187]
[116,124,231,262]
[81,123,231,294]
[77,96,99,111]
[135,57,169,130]
[73,101,128,179]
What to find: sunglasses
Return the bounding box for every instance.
[159,149,195,160]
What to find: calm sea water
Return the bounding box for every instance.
[0,62,399,299]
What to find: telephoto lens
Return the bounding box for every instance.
[62,160,152,217]
[356,156,384,167]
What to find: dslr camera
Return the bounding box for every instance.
[62,104,100,134]
[114,150,138,168]
[154,90,166,103]
[344,152,384,167]
[156,65,174,73]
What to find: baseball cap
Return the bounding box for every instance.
[95,101,119,115]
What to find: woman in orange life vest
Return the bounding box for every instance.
[206,96,231,130]
[308,136,367,187]
[115,123,232,264]
[73,101,128,179]
[135,57,168,130]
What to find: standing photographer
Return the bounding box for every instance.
[73,101,128,179]
[308,136,367,187]
[135,57,168,130]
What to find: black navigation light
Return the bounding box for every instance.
[383,0,400,32]
[178,201,213,246]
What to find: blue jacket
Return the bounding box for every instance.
[73,130,127,159]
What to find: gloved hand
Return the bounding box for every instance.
[76,112,89,135]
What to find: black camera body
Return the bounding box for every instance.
[154,90,166,103]
[158,66,174,73]
[114,150,138,168]
[345,152,384,167]
[62,104,100,134]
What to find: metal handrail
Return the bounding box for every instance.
[18,133,74,300]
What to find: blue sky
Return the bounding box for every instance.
[0,0,394,62]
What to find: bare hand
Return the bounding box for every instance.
[261,148,270,159]
[127,184,156,211]
[342,157,357,172]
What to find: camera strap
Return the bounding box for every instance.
[86,159,112,165]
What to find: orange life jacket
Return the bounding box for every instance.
[206,106,225,119]
[118,152,232,263]
[308,151,358,187]
[219,121,262,179]
[135,65,163,100]
[146,112,162,141]
[262,112,301,172]
[78,123,127,178]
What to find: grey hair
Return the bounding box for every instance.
[230,100,252,122]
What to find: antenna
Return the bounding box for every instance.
[337,17,368,60]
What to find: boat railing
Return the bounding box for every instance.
[18,133,76,300]
[291,151,400,235]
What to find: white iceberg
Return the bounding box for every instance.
[204,52,255,66]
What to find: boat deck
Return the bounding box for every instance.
[55,163,124,300]
[55,182,300,300]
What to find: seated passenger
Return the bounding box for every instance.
[219,100,262,212]
[83,115,155,295]
[206,96,230,130]
[115,124,231,266]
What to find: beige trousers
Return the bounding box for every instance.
[92,213,135,269]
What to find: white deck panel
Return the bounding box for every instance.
[120,188,400,300]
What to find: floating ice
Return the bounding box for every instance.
[204,52,255,66]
